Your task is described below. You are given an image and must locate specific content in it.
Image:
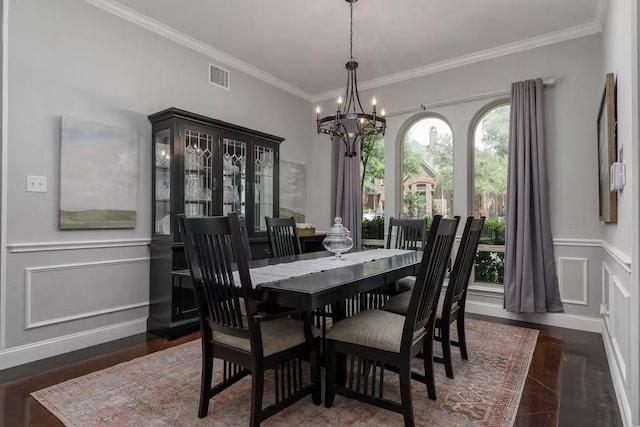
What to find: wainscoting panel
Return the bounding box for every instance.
[609,273,631,381]
[557,257,589,305]
[25,258,149,330]
[601,263,612,315]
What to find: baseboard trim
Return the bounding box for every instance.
[602,322,635,427]
[0,317,147,370]
[465,300,603,333]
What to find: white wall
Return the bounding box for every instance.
[311,34,606,324]
[600,0,640,425]
[0,0,313,368]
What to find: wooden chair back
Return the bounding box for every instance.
[237,215,252,261]
[444,216,485,310]
[402,216,459,346]
[178,213,256,340]
[386,217,427,250]
[265,216,301,257]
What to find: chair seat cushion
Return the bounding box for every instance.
[325,309,425,353]
[383,291,446,319]
[396,276,416,292]
[212,317,320,357]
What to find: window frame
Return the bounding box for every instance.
[396,112,455,220]
[467,98,511,291]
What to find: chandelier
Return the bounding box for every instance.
[316,0,386,157]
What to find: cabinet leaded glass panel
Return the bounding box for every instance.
[222,138,247,216]
[154,129,171,235]
[184,129,214,217]
[254,144,274,232]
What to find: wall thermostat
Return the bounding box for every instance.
[610,162,626,191]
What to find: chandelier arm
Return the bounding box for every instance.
[345,75,354,113]
[343,69,350,112]
[352,65,366,114]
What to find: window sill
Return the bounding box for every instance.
[468,283,504,294]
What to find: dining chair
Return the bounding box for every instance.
[324,217,459,427]
[179,213,321,426]
[382,216,485,379]
[340,217,430,319]
[395,216,442,293]
[386,217,427,250]
[265,216,301,257]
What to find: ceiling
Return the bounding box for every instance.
[109,0,603,100]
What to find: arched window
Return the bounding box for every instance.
[401,116,453,219]
[472,102,510,285]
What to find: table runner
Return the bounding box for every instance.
[234,249,415,288]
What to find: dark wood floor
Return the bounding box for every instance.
[0,314,622,427]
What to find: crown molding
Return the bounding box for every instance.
[311,21,603,102]
[86,0,603,106]
[85,0,314,101]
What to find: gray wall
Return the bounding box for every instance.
[310,34,606,324]
[0,0,313,367]
[600,0,639,425]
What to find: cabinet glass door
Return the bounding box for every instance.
[184,128,215,217]
[222,138,247,217]
[253,144,275,233]
[154,129,171,235]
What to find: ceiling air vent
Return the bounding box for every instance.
[209,63,230,89]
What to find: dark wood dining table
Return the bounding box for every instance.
[173,249,422,314]
[173,249,422,384]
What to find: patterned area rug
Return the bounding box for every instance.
[32,319,538,427]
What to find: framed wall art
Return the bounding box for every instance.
[60,117,139,229]
[596,73,617,223]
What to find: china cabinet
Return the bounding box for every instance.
[148,107,282,338]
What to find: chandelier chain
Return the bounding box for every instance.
[349,1,353,60]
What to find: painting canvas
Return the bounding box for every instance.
[596,73,617,223]
[279,160,306,222]
[60,117,139,229]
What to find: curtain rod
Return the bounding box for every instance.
[386,78,556,118]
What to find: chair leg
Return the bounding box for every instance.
[422,334,436,400]
[325,340,336,408]
[250,368,264,427]
[198,342,214,418]
[441,323,454,379]
[457,312,469,360]
[311,346,322,405]
[399,361,415,427]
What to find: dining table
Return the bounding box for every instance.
[173,248,423,383]
[173,248,421,314]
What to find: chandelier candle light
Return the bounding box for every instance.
[316,0,386,157]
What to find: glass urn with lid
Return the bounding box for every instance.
[322,217,354,259]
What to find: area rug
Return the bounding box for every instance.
[32,319,538,427]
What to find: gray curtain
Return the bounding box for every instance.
[331,136,362,250]
[504,78,563,313]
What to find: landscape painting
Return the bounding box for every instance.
[60,117,139,229]
[279,160,306,222]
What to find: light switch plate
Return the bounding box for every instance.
[26,175,47,193]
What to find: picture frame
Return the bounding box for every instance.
[59,117,139,229]
[596,73,617,223]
